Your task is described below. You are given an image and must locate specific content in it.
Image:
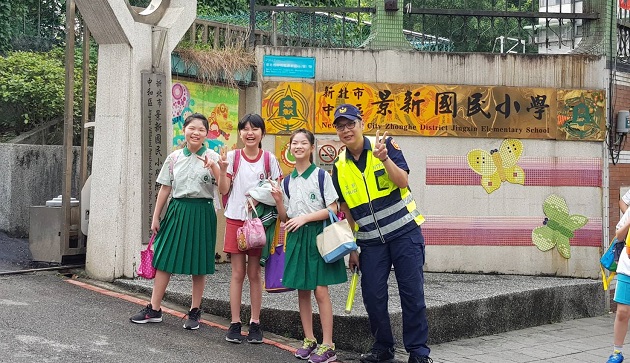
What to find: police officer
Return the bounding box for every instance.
[331,104,431,363]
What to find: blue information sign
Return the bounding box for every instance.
[263,55,316,78]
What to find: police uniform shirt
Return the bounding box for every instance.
[283,163,338,219]
[156,146,220,199]
[332,136,408,203]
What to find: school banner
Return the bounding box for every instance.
[313,82,605,141]
[171,80,239,152]
[262,81,315,134]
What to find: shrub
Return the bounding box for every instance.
[0,47,96,144]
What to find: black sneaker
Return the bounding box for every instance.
[130,304,163,324]
[247,322,263,343]
[183,307,201,330]
[225,322,244,343]
[360,348,395,363]
[409,355,433,363]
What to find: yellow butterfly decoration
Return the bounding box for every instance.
[467,139,525,194]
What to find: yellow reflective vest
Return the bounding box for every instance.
[334,138,424,245]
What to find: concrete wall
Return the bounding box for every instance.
[0,143,90,237]
[252,47,607,278]
[254,48,604,88]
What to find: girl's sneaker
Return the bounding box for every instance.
[608,350,624,363]
[183,308,201,330]
[225,322,244,343]
[130,304,162,324]
[295,338,317,360]
[247,322,263,343]
[308,344,337,363]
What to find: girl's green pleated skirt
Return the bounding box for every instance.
[283,221,347,290]
[152,198,217,275]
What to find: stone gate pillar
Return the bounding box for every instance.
[75,0,196,280]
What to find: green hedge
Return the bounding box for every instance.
[0,47,96,143]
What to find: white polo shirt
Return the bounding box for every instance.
[283,164,338,219]
[224,149,283,221]
[156,146,220,199]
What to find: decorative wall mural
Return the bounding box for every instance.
[532,194,588,259]
[466,139,525,193]
[172,80,239,152]
[274,135,294,176]
[262,81,314,134]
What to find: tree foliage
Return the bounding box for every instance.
[0,46,97,143]
[0,51,65,128]
[0,0,65,54]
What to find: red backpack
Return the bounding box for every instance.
[222,149,271,208]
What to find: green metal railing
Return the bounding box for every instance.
[185,1,602,54]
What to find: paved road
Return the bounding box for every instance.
[0,231,624,363]
[2,270,622,363]
[0,272,299,363]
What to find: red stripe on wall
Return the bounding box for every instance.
[426,156,602,187]
[422,216,602,247]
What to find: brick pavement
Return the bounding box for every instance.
[428,315,618,363]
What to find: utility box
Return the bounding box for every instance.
[29,205,85,263]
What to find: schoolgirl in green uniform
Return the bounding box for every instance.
[271,129,346,363]
[130,113,221,331]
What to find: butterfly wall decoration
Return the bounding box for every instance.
[531,194,588,259]
[467,139,525,194]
